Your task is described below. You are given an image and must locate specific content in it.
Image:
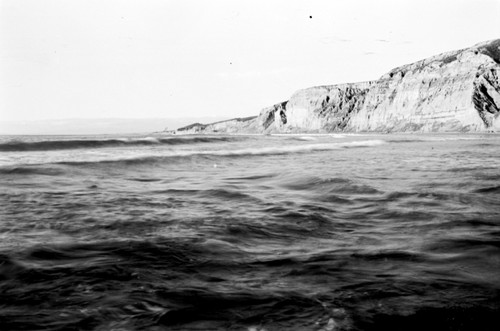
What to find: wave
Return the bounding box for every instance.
[388,136,492,143]
[0,165,65,176]
[0,139,386,171]
[292,136,318,141]
[0,136,237,152]
[388,139,426,143]
[474,185,500,194]
[54,139,386,166]
[280,176,382,196]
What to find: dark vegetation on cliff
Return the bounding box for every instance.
[177,122,208,131]
[479,39,500,64]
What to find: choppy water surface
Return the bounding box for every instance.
[1,133,499,330]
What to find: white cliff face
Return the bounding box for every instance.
[347,46,500,132]
[285,82,374,132]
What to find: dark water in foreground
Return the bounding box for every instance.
[1,133,499,331]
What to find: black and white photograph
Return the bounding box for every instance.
[1,0,499,330]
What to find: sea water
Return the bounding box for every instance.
[0,133,499,330]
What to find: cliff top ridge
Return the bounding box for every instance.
[383,38,500,79]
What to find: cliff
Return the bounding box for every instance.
[177,39,500,133]
[176,116,258,134]
[348,39,500,132]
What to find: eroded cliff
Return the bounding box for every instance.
[473,68,500,129]
[177,39,500,133]
[348,40,500,132]
[281,82,374,132]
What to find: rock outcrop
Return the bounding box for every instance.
[177,39,500,133]
[259,101,288,132]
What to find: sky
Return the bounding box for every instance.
[1,0,499,133]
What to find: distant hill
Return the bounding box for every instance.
[177,116,257,134]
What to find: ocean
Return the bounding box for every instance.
[0,133,499,331]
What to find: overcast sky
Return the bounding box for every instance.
[1,0,499,126]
